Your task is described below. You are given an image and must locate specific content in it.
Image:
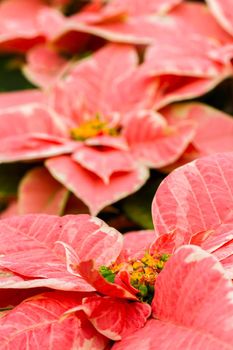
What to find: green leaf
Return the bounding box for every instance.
[196,77,233,116]
[0,163,35,198]
[0,54,35,92]
[138,284,148,297]
[99,266,115,283]
[121,171,166,229]
[64,0,91,16]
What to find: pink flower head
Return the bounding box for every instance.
[160,102,233,167]
[205,0,233,65]
[49,0,232,96]
[133,2,233,110]
[54,0,185,44]
[169,1,233,67]
[14,0,231,99]
[0,0,98,54]
[0,44,195,215]
[1,154,233,348]
[0,0,65,52]
[124,152,233,279]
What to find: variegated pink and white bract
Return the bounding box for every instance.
[152,152,233,278]
[206,0,233,37]
[0,0,63,52]
[0,213,151,348]
[172,0,233,68]
[1,153,233,349]
[159,102,233,168]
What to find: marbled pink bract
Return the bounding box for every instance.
[94,0,183,17]
[169,2,233,44]
[161,102,233,160]
[122,110,194,168]
[0,214,122,291]
[189,1,233,65]
[0,90,45,108]
[206,0,233,36]
[46,155,149,215]
[23,44,69,88]
[0,213,151,346]
[18,167,69,215]
[0,0,62,52]
[79,295,151,340]
[0,103,74,163]
[0,292,109,350]
[143,29,225,78]
[152,152,233,277]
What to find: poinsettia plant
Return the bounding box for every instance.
[0,152,233,349]
[0,5,233,350]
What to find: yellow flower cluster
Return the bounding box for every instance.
[70,116,118,141]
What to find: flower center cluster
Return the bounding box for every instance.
[100,252,170,303]
[70,116,119,141]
